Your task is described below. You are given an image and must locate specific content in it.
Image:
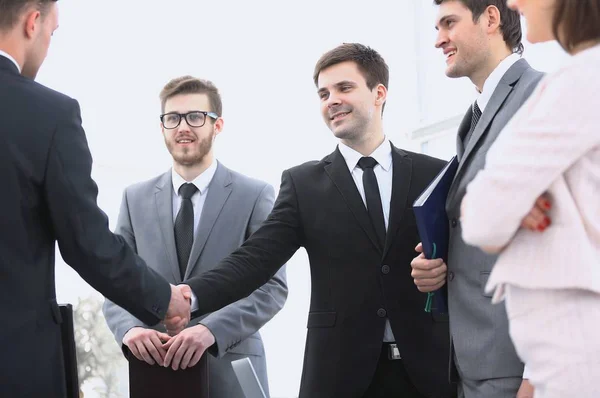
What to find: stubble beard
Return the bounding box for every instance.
[332,110,371,144]
[167,129,215,167]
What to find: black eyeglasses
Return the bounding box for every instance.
[159,111,219,129]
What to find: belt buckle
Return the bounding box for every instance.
[387,343,401,360]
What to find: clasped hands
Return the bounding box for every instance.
[123,284,216,370]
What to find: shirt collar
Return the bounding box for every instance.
[172,160,218,196]
[338,137,392,173]
[0,50,22,73]
[477,53,521,112]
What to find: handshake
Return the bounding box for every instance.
[124,283,216,370]
[164,284,194,335]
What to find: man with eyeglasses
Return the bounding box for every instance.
[102,76,287,398]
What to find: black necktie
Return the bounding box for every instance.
[174,183,198,279]
[463,101,482,148]
[358,157,386,250]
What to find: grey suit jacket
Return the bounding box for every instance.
[445,59,543,381]
[103,162,288,398]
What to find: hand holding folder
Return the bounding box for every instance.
[412,156,459,314]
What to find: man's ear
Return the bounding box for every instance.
[374,83,388,107]
[484,5,502,34]
[23,9,42,40]
[213,118,224,137]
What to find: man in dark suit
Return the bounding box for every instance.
[410,1,544,397]
[0,2,191,396]
[168,43,456,398]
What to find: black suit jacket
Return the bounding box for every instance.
[0,55,171,397]
[188,144,454,397]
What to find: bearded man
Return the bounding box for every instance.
[102,76,288,398]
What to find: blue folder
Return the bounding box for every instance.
[413,156,458,314]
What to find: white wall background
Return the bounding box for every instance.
[40,1,567,397]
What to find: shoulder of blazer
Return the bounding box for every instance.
[220,163,272,196]
[124,171,170,198]
[517,66,545,97]
[505,59,545,89]
[395,146,446,170]
[282,149,336,179]
[498,63,545,113]
[8,73,78,116]
[392,146,447,187]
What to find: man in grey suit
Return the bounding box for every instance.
[103,76,287,398]
[410,1,544,397]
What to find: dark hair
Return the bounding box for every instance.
[159,76,222,116]
[313,43,389,113]
[0,0,57,31]
[553,0,600,53]
[313,43,389,91]
[434,0,523,55]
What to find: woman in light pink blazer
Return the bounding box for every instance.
[460,0,600,397]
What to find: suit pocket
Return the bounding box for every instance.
[480,271,493,298]
[307,311,337,328]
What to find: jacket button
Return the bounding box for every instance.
[451,218,458,228]
[377,308,387,318]
[448,271,455,281]
[381,265,390,274]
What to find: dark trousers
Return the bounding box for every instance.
[363,344,427,398]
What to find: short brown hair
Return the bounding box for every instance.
[434,0,524,55]
[159,76,222,116]
[0,0,57,31]
[553,0,600,53]
[313,43,389,91]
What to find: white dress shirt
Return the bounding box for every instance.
[171,160,218,311]
[171,161,218,234]
[476,53,521,112]
[338,138,396,343]
[0,51,21,73]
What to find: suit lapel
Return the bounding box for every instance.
[154,172,181,282]
[449,59,531,201]
[324,148,381,253]
[457,84,512,173]
[382,145,412,259]
[455,107,473,162]
[447,107,478,203]
[184,163,232,278]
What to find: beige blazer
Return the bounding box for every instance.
[461,44,600,301]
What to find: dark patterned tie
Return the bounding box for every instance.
[463,100,482,148]
[174,183,198,279]
[358,157,386,251]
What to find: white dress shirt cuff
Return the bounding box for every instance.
[523,365,531,379]
[190,291,199,312]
